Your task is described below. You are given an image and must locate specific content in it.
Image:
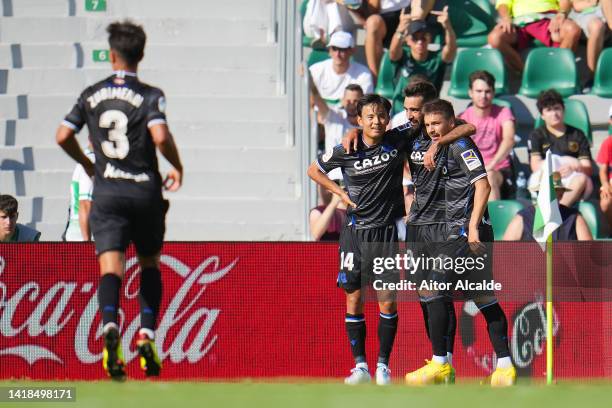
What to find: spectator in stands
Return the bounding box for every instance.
[487,0,582,73]
[388,7,456,109]
[303,0,357,48]
[63,144,95,241]
[458,71,516,201]
[358,1,445,79]
[503,171,592,240]
[528,89,593,207]
[309,184,347,241]
[311,83,363,179]
[0,195,41,242]
[309,31,373,104]
[596,105,612,234]
[568,1,611,92]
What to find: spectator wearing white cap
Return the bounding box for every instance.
[309,31,374,104]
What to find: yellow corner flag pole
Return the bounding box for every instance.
[546,233,553,385]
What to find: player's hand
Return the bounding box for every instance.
[83,160,95,178]
[601,187,611,200]
[339,191,357,209]
[163,168,182,192]
[468,226,486,255]
[423,141,439,171]
[342,128,360,153]
[430,6,450,29]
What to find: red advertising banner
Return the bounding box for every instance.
[0,243,611,380]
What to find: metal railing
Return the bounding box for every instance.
[272,0,316,240]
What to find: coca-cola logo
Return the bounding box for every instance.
[0,254,237,366]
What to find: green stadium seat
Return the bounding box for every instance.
[374,50,397,100]
[591,48,612,97]
[488,200,526,240]
[578,201,601,239]
[518,48,579,98]
[448,0,496,47]
[307,49,330,67]
[533,98,592,144]
[448,48,508,99]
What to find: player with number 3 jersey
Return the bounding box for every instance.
[56,20,183,381]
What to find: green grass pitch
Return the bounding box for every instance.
[2,380,612,408]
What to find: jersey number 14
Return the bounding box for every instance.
[100,110,129,159]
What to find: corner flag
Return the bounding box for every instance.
[532,150,562,248]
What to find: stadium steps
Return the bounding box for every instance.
[0,43,277,71]
[0,119,288,148]
[0,0,307,241]
[1,68,278,95]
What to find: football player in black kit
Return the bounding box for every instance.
[308,94,474,385]
[403,99,515,387]
[56,21,183,381]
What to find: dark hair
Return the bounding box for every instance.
[0,195,18,217]
[422,98,455,119]
[536,89,564,113]
[344,83,364,94]
[107,20,146,66]
[469,70,495,89]
[357,94,392,117]
[403,80,437,102]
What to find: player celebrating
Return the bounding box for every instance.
[404,99,515,386]
[310,94,473,385]
[56,20,183,381]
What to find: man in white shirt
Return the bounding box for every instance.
[312,83,363,180]
[63,146,95,241]
[309,31,373,104]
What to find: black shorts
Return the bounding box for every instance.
[338,223,400,292]
[406,222,494,301]
[90,195,169,256]
[499,165,516,199]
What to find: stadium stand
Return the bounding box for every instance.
[592,47,612,98]
[0,0,306,240]
[518,48,579,98]
[578,200,602,239]
[448,48,508,99]
[488,199,526,240]
[448,0,495,48]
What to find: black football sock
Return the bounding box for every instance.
[427,299,449,358]
[98,274,121,328]
[139,267,163,332]
[420,301,430,339]
[377,312,398,365]
[345,314,366,364]
[445,300,456,355]
[479,301,511,358]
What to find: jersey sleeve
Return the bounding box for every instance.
[596,138,611,166]
[576,130,592,161]
[316,145,345,174]
[145,88,168,128]
[62,92,87,132]
[528,128,544,158]
[451,137,487,184]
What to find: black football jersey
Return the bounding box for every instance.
[316,125,415,229]
[408,133,488,228]
[62,71,166,199]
